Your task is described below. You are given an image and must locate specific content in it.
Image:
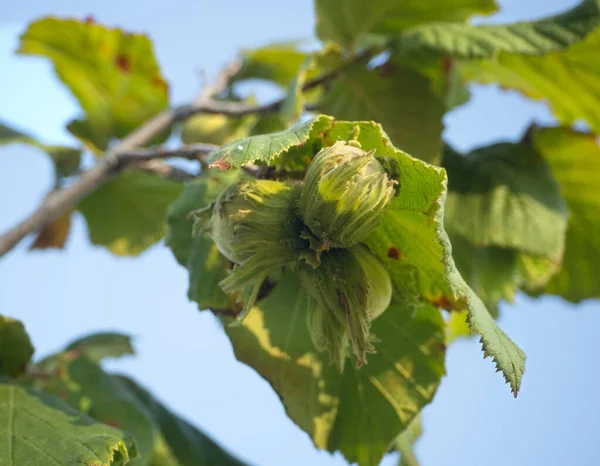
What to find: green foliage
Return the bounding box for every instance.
[166,170,240,310]
[315,0,498,49]
[0,316,34,377]
[398,0,600,58]
[318,65,445,163]
[0,382,138,465]
[4,3,600,465]
[530,127,600,301]
[442,142,568,311]
[224,272,445,466]
[461,26,600,133]
[79,171,184,256]
[231,41,309,87]
[119,376,250,466]
[65,332,135,362]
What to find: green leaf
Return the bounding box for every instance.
[67,118,110,153]
[318,64,445,163]
[119,376,250,466]
[181,113,257,147]
[0,316,34,378]
[0,121,81,178]
[461,27,600,134]
[165,170,240,310]
[232,42,309,87]
[224,272,445,466]
[18,17,170,147]
[443,143,568,260]
[315,0,497,49]
[205,115,331,169]
[280,57,314,124]
[0,382,137,465]
[192,118,525,396]
[530,127,600,301]
[35,355,156,466]
[394,415,422,466]
[441,142,567,311]
[325,121,525,395]
[448,234,558,314]
[398,0,600,59]
[79,171,184,256]
[65,332,135,363]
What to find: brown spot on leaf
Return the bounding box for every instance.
[429,294,456,311]
[115,54,130,73]
[387,247,402,260]
[209,157,231,171]
[103,419,121,429]
[441,57,453,76]
[84,15,95,24]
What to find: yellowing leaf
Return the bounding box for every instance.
[18,17,170,147]
[30,209,73,250]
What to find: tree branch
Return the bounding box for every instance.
[174,47,377,119]
[0,64,236,256]
[0,49,375,256]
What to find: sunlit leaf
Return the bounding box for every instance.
[224,272,445,466]
[18,17,170,147]
[461,27,600,134]
[531,127,600,301]
[205,115,331,169]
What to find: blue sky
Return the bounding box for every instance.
[1,1,599,465]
